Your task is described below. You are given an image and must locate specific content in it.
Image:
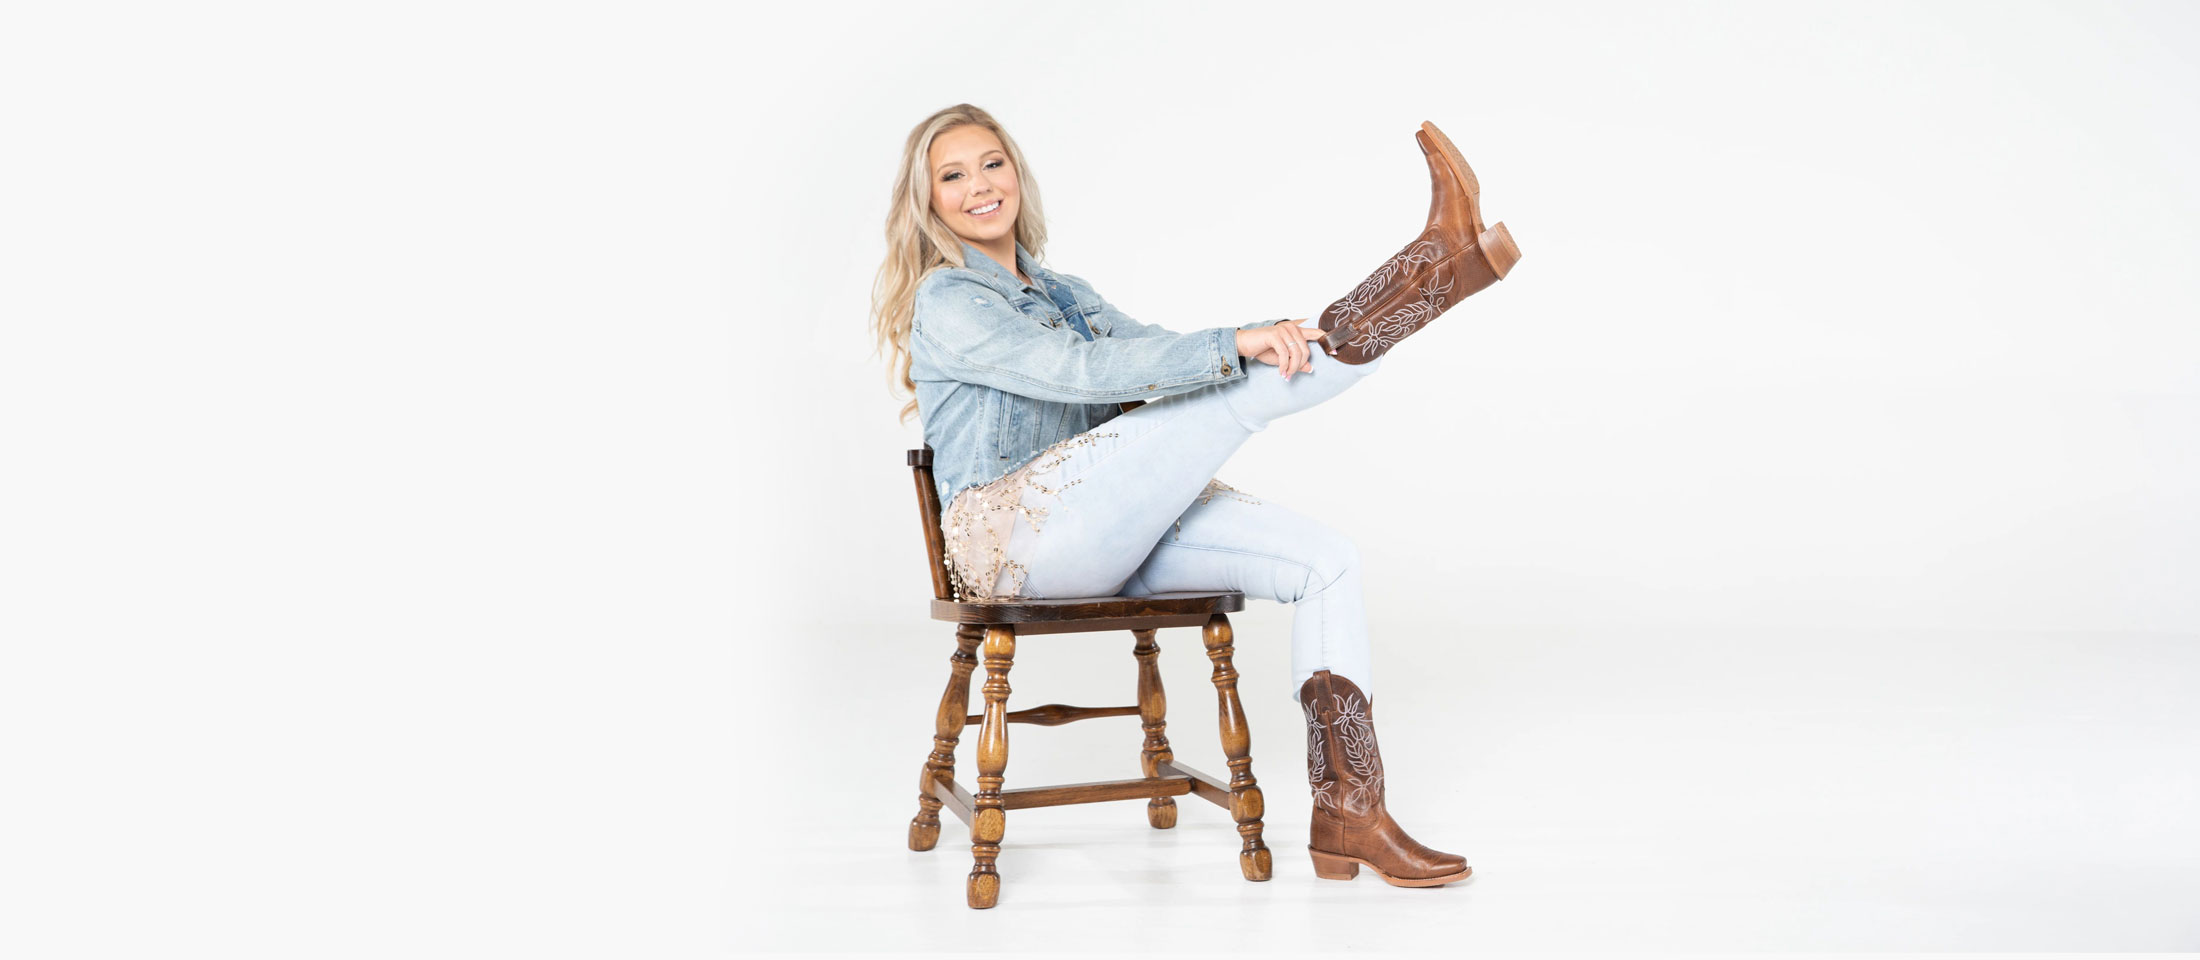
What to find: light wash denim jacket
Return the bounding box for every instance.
[911,239,1277,507]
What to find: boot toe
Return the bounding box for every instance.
[1401,849,1470,884]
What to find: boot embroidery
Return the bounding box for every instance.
[1331,241,1439,324]
[1347,271,1453,355]
[1303,695,1338,811]
[1329,692,1386,815]
[1343,320,1403,356]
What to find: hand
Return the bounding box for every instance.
[1235,320,1327,380]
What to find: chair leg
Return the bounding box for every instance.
[967,625,1016,909]
[909,624,982,852]
[1132,628,1177,829]
[1203,614,1273,882]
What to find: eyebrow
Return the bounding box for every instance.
[934,149,1007,172]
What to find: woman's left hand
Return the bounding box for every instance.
[1249,319,1318,375]
[1251,346,1313,375]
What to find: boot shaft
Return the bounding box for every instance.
[1299,670,1388,818]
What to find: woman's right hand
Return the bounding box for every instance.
[1235,321,1329,380]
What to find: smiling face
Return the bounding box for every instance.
[927,124,1020,255]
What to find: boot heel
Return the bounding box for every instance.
[1308,848,1360,881]
[1478,222,1521,280]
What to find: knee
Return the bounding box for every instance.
[1288,529,1360,602]
[1216,383,1271,433]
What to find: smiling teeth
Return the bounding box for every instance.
[971,201,1000,215]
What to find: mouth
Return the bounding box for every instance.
[966,199,1003,219]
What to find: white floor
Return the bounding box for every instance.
[734,616,2200,955]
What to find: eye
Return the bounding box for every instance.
[985,159,1003,169]
[940,171,960,182]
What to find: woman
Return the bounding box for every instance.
[870,103,1521,888]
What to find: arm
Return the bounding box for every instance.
[912,272,1247,404]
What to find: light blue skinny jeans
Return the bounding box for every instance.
[995,321,1385,703]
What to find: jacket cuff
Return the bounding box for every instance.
[1213,325,1245,373]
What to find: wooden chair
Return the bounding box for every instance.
[904,444,1273,909]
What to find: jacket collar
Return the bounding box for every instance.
[958,238,1048,294]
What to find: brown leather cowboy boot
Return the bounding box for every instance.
[1318,121,1521,365]
[1300,669,1472,886]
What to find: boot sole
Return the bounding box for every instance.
[1419,120,1484,237]
[1421,120,1521,279]
[1309,846,1473,887]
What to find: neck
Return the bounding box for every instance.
[973,236,1021,284]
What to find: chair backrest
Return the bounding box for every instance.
[908,446,952,601]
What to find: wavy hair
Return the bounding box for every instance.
[870,103,1048,424]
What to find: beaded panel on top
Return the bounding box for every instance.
[939,431,1119,602]
[939,429,1264,603]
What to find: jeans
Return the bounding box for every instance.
[989,321,1385,703]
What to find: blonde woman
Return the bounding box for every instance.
[873,103,1521,889]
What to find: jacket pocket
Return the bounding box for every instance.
[993,389,1016,460]
[995,393,1077,467]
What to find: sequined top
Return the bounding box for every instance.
[939,437,1260,602]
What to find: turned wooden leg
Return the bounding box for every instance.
[967,625,1016,908]
[1203,614,1272,882]
[909,623,983,852]
[1132,628,1177,829]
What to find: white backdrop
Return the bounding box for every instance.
[3,1,2196,957]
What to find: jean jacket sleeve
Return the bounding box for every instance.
[912,271,1248,404]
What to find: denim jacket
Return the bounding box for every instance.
[911,239,1278,507]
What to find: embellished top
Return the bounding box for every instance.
[941,437,1263,602]
[938,429,1117,602]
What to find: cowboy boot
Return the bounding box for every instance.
[1299,670,1472,886]
[1318,121,1521,365]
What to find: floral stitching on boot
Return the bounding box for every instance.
[1303,694,1338,811]
[1329,691,1386,816]
[1329,240,1439,325]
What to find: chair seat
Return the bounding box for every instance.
[931,590,1244,635]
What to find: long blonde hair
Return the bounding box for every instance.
[871,103,1049,424]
